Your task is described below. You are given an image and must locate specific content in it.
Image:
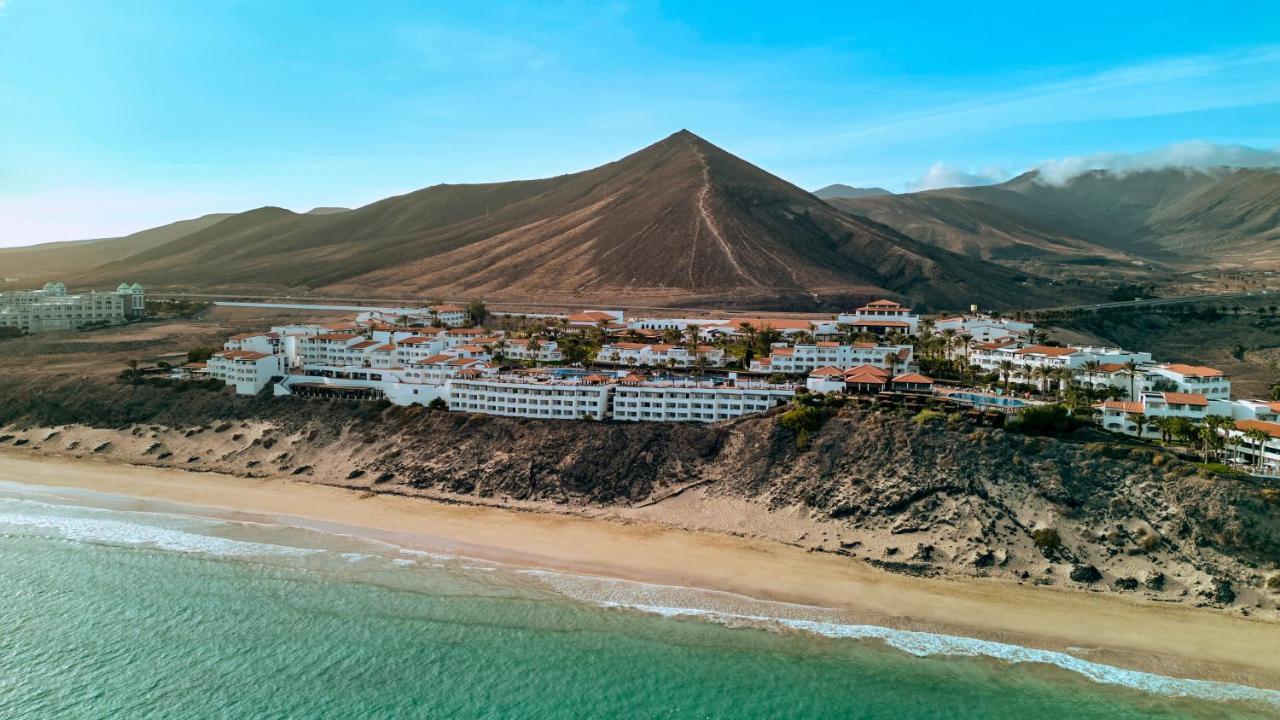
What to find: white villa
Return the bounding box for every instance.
[837,300,920,336]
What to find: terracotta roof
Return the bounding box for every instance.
[454,344,488,352]
[1095,362,1126,373]
[815,341,839,347]
[1270,402,1280,414]
[976,340,1018,350]
[621,373,646,384]
[1015,345,1076,357]
[891,373,934,384]
[431,304,466,313]
[1236,419,1280,438]
[809,366,844,377]
[311,332,360,341]
[850,319,910,328]
[607,342,650,351]
[844,364,890,377]
[349,340,379,350]
[454,368,482,378]
[447,328,486,335]
[1161,392,1208,406]
[845,373,887,385]
[935,316,965,324]
[232,351,270,361]
[373,344,397,352]
[771,348,795,356]
[397,336,436,345]
[568,311,618,322]
[582,374,611,383]
[1159,363,1224,378]
[417,354,454,364]
[859,299,906,309]
[1098,400,1144,413]
[181,362,207,369]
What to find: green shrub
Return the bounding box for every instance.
[1267,575,1280,590]
[912,409,944,425]
[1032,528,1062,552]
[1007,404,1079,436]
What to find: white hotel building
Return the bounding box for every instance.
[749,342,913,374]
[611,382,794,422]
[0,281,145,334]
[447,376,615,420]
[933,314,1034,343]
[837,300,920,336]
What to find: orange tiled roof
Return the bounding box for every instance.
[1160,363,1224,378]
[891,373,934,384]
[1236,419,1280,438]
[1098,400,1144,413]
[1015,345,1077,357]
[809,366,844,377]
[1161,392,1208,406]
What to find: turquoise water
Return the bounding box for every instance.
[0,484,1277,719]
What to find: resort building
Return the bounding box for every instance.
[0,281,144,334]
[1095,391,1211,437]
[611,381,794,422]
[933,314,1034,343]
[749,342,913,374]
[837,300,920,336]
[1143,363,1231,400]
[207,350,285,395]
[500,339,564,363]
[447,376,615,420]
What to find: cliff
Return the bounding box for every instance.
[1,376,1277,613]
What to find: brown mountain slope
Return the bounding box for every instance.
[828,168,1280,269]
[70,131,1064,310]
[0,213,234,284]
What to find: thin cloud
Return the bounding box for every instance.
[907,162,1009,191]
[812,46,1280,151]
[1035,141,1280,185]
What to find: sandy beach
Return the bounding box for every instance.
[2,448,1279,690]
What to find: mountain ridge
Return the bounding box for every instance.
[62,130,1061,311]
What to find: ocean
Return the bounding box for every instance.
[1,481,1277,719]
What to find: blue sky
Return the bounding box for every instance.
[2,1,1279,246]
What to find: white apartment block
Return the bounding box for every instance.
[207,350,285,395]
[837,300,920,335]
[0,281,145,334]
[966,342,1153,389]
[1143,363,1231,400]
[500,339,564,363]
[750,342,912,374]
[611,383,794,422]
[1096,391,1211,438]
[933,314,1034,343]
[355,304,469,328]
[448,377,614,420]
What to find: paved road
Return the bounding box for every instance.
[1034,290,1267,314]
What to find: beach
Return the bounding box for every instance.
[1,448,1277,693]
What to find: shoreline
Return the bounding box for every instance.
[3,448,1280,691]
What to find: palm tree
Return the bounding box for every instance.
[1129,412,1148,438]
[940,328,957,361]
[1152,416,1174,443]
[1031,366,1051,396]
[996,360,1015,392]
[1245,428,1272,472]
[1081,360,1101,388]
[1121,360,1141,400]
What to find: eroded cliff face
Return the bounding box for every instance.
[2,378,1278,612]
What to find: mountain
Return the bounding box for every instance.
[0,213,235,284]
[813,184,893,200]
[305,207,351,215]
[68,131,1060,311]
[828,168,1280,268]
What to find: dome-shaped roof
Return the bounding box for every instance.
[130,283,143,291]
[117,283,130,292]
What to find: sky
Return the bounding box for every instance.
[2,1,1279,247]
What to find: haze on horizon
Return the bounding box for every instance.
[1,1,1278,248]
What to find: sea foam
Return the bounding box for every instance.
[522,569,1280,708]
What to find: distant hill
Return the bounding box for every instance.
[829,168,1280,268]
[63,131,1060,311]
[0,213,234,284]
[305,207,351,215]
[813,184,893,200]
